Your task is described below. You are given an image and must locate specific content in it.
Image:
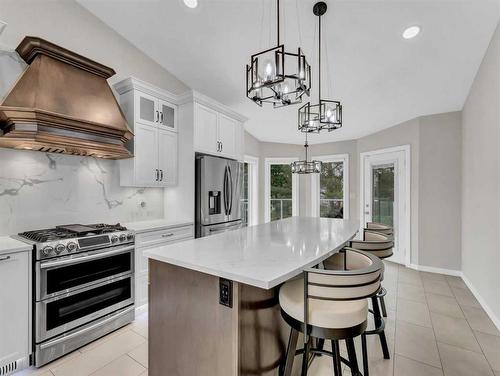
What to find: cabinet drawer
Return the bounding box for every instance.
[135,225,194,249]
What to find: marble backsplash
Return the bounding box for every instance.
[0,148,164,236]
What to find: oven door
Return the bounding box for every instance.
[36,244,134,301]
[35,274,134,342]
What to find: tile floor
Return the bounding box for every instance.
[17,262,499,376]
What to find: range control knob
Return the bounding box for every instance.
[119,234,127,242]
[111,235,119,243]
[55,244,66,254]
[126,233,134,241]
[42,246,53,257]
[67,242,77,252]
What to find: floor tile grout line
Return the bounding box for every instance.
[422,273,445,373]
[125,353,148,371]
[457,289,497,374]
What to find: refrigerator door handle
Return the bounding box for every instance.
[228,165,233,215]
[223,166,229,215]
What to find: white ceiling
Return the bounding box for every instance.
[78,0,499,144]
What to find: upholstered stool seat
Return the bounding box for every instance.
[279,249,384,376]
[280,278,368,329]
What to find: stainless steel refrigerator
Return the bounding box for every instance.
[195,154,244,238]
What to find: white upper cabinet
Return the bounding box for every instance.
[193,101,244,161]
[217,113,238,158]
[114,78,178,187]
[194,103,219,154]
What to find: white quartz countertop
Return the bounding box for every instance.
[123,219,193,234]
[0,236,32,256]
[145,217,359,289]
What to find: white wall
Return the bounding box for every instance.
[461,23,500,326]
[0,0,190,234]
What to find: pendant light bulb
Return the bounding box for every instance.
[264,59,275,82]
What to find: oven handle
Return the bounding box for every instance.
[39,306,135,350]
[40,245,134,270]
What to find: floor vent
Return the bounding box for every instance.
[0,360,18,376]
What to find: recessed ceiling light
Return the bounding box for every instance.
[183,0,198,8]
[402,25,421,39]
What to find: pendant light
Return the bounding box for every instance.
[246,0,311,108]
[298,1,342,133]
[291,133,321,174]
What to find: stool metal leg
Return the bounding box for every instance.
[301,337,310,376]
[282,328,299,376]
[361,333,369,376]
[316,338,325,356]
[379,295,387,318]
[331,340,343,376]
[371,296,390,359]
[345,338,360,376]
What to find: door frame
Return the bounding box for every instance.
[359,145,411,266]
[311,153,350,219]
[244,155,259,226]
[264,157,299,223]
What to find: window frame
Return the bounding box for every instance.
[264,157,300,223]
[311,154,350,219]
[243,155,259,226]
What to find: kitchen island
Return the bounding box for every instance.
[145,217,359,376]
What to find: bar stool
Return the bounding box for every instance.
[365,222,393,237]
[279,249,383,376]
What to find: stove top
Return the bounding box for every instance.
[19,223,127,243]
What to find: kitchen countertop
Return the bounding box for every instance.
[145,217,359,289]
[0,236,32,255]
[123,219,193,234]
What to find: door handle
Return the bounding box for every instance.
[364,211,370,215]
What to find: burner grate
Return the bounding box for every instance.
[18,223,127,243]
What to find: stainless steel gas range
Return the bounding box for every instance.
[17,223,136,367]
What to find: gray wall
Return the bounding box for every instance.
[0,0,190,234]
[461,23,500,323]
[246,112,463,271]
[419,112,462,270]
[357,118,422,265]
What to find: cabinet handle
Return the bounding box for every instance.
[155,110,159,122]
[0,255,11,262]
[160,112,164,123]
[160,169,164,181]
[161,233,174,238]
[220,142,223,152]
[155,169,159,181]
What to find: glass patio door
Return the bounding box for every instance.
[361,147,409,265]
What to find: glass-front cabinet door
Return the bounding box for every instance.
[135,91,158,127]
[159,100,177,132]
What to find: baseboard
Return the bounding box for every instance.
[408,263,462,276]
[135,303,148,317]
[460,273,500,332]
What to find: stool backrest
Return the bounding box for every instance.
[365,222,393,236]
[351,231,394,253]
[302,249,382,332]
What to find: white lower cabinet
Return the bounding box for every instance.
[0,251,31,374]
[134,224,194,310]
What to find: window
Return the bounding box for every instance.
[241,156,259,226]
[311,154,349,219]
[265,158,299,222]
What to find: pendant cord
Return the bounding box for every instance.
[295,0,302,48]
[318,11,322,102]
[277,0,280,46]
[259,0,265,50]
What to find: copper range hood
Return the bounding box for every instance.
[0,36,133,159]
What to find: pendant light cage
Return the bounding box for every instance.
[298,1,343,133]
[291,140,322,174]
[246,0,311,108]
